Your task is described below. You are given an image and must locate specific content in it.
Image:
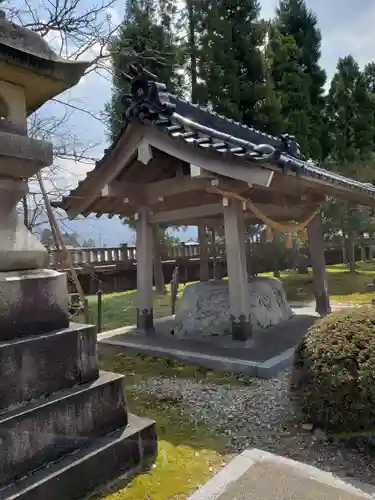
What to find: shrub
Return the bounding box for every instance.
[291,306,375,440]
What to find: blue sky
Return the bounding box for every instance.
[21,0,375,246]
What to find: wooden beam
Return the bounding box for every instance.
[110,176,250,204]
[149,203,223,224]
[164,218,223,228]
[146,176,212,200]
[271,170,375,207]
[190,165,215,179]
[104,180,145,204]
[144,128,274,188]
[67,124,143,218]
[147,198,311,225]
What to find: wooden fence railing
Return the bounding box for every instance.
[48,243,226,268]
[48,240,375,269]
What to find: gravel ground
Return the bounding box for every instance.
[133,370,375,487]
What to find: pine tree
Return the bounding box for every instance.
[273,0,326,159]
[326,56,373,166]
[106,0,185,289]
[107,0,183,140]
[266,24,311,152]
[363,62,375,152]
[324,56,375,272]
[181,0,199,103]
[196,0,283,135]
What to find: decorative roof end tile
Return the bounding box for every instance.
[123,64,176,122]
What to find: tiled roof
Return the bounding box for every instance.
[60,66,375,207]
[148,101,375,195]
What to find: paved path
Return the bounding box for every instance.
[188,449,375,500]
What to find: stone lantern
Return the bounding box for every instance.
[0,11,156,500]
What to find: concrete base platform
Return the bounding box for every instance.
[0,413,157,500]
[98,307,317,378]
[188,449,375,500]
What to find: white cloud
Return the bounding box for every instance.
[106,7,122,27]
[321,4,375,75]
[51,158,94,192]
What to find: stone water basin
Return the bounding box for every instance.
[174,277,294,338]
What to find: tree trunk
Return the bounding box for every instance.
[22,194,29,229]
[187,0,198,103]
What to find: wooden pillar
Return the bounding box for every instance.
[307,215,331,317]
[135,207,154,332]
[341,240,348,264]
[198,224,209,281]
[361,245,366,262]
[152,225,165,294]
[211,227,217,279]
[370,245,375,261]
[223,197,251,341]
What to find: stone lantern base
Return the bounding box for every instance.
[0,269,157,500]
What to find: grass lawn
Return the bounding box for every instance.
[275,261,375,304]
[81,289,178,331]
[79,261,375,499]
[91,345,252,500]
[77,262,375,331]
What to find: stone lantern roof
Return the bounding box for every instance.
[0,10,91,113]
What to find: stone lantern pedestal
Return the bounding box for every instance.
[0,11,157,500]
[0,139,156,500]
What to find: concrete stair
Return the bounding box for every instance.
[0,371,128,485]
[0,414,157,500]
[0,308,157,499]
[0,323,98,410]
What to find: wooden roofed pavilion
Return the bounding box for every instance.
[55,66,375,340]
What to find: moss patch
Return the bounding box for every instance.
[91,345,235,500]
[263,262,375,305]
[75,263,375,332]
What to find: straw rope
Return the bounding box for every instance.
[212,187,321,233]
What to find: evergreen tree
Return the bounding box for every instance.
[266,24,311,152]
[179,0,200,102]
[107,0,183,140]
[273,0,326,159]
[106,0,185,289]
[196,0,283,135]
[326,56,373,166]
[324,56,375,272]
[363,62,375,151]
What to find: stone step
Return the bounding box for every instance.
[0,269,69,341]
[0,323,98,413]
[0,371,128,487]
[0,414,157,500]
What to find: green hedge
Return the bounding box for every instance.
[291,306,375,440]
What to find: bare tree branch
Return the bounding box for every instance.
[4,0,168,241]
